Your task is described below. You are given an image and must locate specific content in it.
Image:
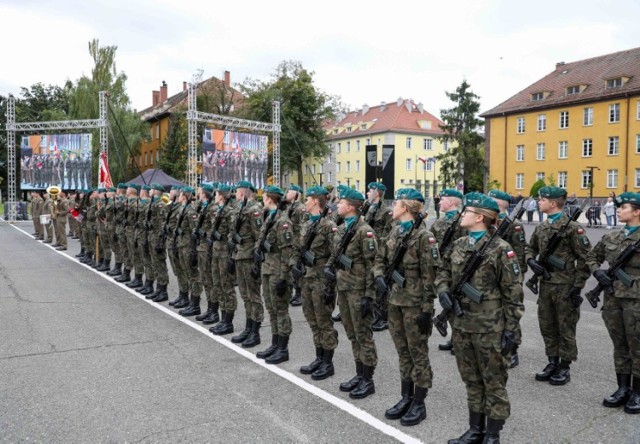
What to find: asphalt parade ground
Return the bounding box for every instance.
[0,220,638,443]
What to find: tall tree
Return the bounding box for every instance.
[158,112,188,181]
[436,80,485,192]
[240,61,342,187]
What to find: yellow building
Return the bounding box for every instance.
[288,98,449,198]
[482,47,640,198]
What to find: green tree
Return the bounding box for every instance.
[240,61,343,186]
[16,83,69,122]
[158,112,188,181]
[437,80,485,192]
[530,179,546,198]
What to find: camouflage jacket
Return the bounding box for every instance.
[125,198,138,232]
[114,196,127,231]
[525,212,591,288]
[436,234,524,334]
[258,210,296,280]
[194,201,213,252]
[135,198,152,242]
[105,197,116,227]
[298,215,337,278]
[176,202,197,249]
[587,228,640,299]
[286,200,308,248]
[364,201,393,242]
[211,203,234,258]
[498,217,527,273]
[429,212,468,255]
[373,224,441,311]
[148,197,168,242]
[87,199,97,224]
[230,199,263,261]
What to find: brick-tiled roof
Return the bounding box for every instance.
[481,46,640,117]
[325,98,445,140]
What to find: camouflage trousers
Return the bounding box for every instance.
[178,246,201,296]
[125,229,138,272]
[117,228,131,269]
[452,329,510,420]
[149,235,169,286]
[212,255,235,312]
[602,295,640,377]
[138,237,155,281]
[84,222,96,253]
[168,247,188,293]
[389,304,433,389]
[108,227,121,263]
[235,259,263,322]
[262,274,292,336]
[198,250,213,300]
[68,214,78,237]
[98,225,111,260]
[338,289,377,367]
[538,282,580,362]
[132,230,145,275]
[301,275,338,351]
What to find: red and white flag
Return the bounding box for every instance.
[418,156,428,164]
[53,139,60,158]
[99,152,113,188]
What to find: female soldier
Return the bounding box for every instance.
[587,192,640,414]
[373,188,440,427]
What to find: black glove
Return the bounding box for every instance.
[360,297,373,318]
[323,285,336,306]
[276,279,288,296]
[253,248,264,263]
[291,263,306,280]
[414,312,431,335]
[324,266,336,283]
[375,276,389,295]
[593,270,613,287]
[501,329,517,356]
[569,286,583,308]
[226,258,236,274]
[438,292,453,311]
[227,239,237,252]
[155,243,164,254]
[250,263,261,279]
[527,258,546,275]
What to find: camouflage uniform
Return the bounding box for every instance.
[177,202,201,297]
[125,197,140,276]
[137,197,155,284]
[149,197,170,287]
[168,201,188,295]
[287,200,308,302]
[195,201,214,301]
[105,197,119,266]
[210,201,235,313]
[365,201,393,242]
[116,196,132,273]
[132,199,147,279]
[96,198,111,263]
[429,211,468,252]
[85,199,98,259]
[436,234,524,420]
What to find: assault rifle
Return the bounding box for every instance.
[143,196,156,255]
[227,195,248,274]
[207,196,230,261]
[172,201,190,256]
[433,199,525,337]
[585,238,640,308]
[111,195,119,243]
[155,195,177,254]
[525,200,589,295]
[122,198,130,229]
[251,209,280,278]
[292,206,330,280]
[439,206,464,255]
[189,201,208,267]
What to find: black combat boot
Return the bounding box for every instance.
[331,311,341,322]
[75,248,85,258]
[107,262,122,276]
[173,291,190,309]
[169,291,188,306]
[447,410,485,444]
[371,309,388,332]
[201,303,220,325]
[535,356,559,381]
[439,339,453,351]
[242,321,261,348]
[97,259,111,272]
[151,284,169,303]
[624,376,640,414]
[179,296,201,316]
[483,418,504,444]
[385,379,414,420]
[603,373,631,407]
[256,334,278,359]
[139,280,154,295]
[290,291,302,306]
[91,258,103,269]
[265,335,289,364]
[509,344,519,369]
[231,318,252,343]
[400,385,427,426]
[312,349,335,380]
[300,347,323,375]
[115,268,131,283]
[549,360,571,386]
[80,252,93,264]
[196,301,214,321]
[211,311,234,335]
[349,365,375,399]
[126,274,144,289]
[340,361,363,392]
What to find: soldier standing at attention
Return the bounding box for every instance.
[587,192,640,414]
[285,184,307,307]
[526,186,591,386]
[116,184,139,283]
[126,185,147,290]
[80,190,97,265]
[174,187,201,311]
[373,188,440,426]
[436,193,524,444]
[31,192,43,240]
[108,184,128,277]
[95,189,110,270]
[325,188,378,399]
[292,186,339,379]
[99,187,118,272]
[430,189,467,353]
[136,185,156,296]
[53,189,69,251]
[167,186,189,306]
[366,182,393,332]
[488,189,527,369]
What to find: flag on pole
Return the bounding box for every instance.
[99,152,113,188]
[418,156,428,164]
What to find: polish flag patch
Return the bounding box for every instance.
[332,227,338,232]
[577,228,584,234]
[506,250,515,258]
[515,226,523,232]
[254,212,261,216]
[366,231,375,238]
[283,223,289,229]
[428,237,437,244]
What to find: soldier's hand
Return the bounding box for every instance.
[414,312,431,335]
[253,248,264,264]
[227,239,236,251]
[527,258,546,275]
[227,259,236,274]
[593,270,613,287]
[155,243,164,255]
[323,266,336,283]
[374,276,389,295]
[322,284,336,306]
[438,292,453,311]
[500,329,517,356]
[569,287,583,308]
[360,297,373,318]
[276,279,288,296]
[291,263,306,280]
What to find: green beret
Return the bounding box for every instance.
[217,184,232,193]
[263,185,284,196]
[236,180,256,192]
[181,186,195,194]
[464,192,486,207]
[395,188,409,199]
[117,183,128,190]
[441,189,463,199]
[211,182,220,190]
[287,184,303,193]
[141,185,152,191]
[368,182,387,192]
[488,189,511,202]
[107,187,117,192]
[128,183,141,192]
[538,186,567,199]
[399,188,424,203]
[615,192,640,207]
[340,188,365,201]
[201,184,214,193]
[151,183,165,192]
[336,184,348,194]
[306,186,329,197]
[171,185,182,191]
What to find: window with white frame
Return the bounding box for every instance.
[426,159,434,171]
[536,172,545,181]
[346,161,351,172]
[356,160,360,172]
[637,134,640,154]
[581,170,592,189]
[516,117,525,134]
[405,158,413,170]
[515,173,524,190]
[607,169,618,188]
[582,139,593,157]
[558,141,568,159]
[406,137,412,149]
[516,145,524,161]
[337,143,341,153]
[366,138,371,146]
[537,114,546,131]
[637,101,640,120]
[559,111,569,129]
[443,140,449,151]
[583,107,594,126]
[356,140,361,152]
[356,180,360,190]
[558,171,568,188]
[423,138,433,150]
[609,103,621,123]
[536,143,546,160]
[312,164,316,174]
[607,78,623,89]
[328,172,332,183]
[346,141,351,152]
[608,136,619,155]
[337,162,341,173]
[636,169,640,188]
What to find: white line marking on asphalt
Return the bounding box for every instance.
[6,221,422,444]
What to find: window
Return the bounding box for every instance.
[558,141,568,159]
[337,143,341,153]
[346,141,351,152]
[516,117,525,134]
[636,169,640,188]
[423,138,433,150]
[607,169,618,188]
[405,158,413,171]
[532,92,544,102]
[608,136,619,155]
[356,140,361,152]
[327,172,332,183]
[312,164,316,174]
[583,107,594,126]
[347,126,352,133]
[582,139,592,157]
[536,143,546,160]
[637,134,640,154]
[536,172,545,181]
[607,78,623,89]
[637,101,640,120]
[356,160,360,172]
[566,85,581,95]
[366,138,371,146]
[426,159,434,171]
[609,103,620,123]
[346,161,351,172]
[443,140,449,151]
[361,124,367,130]
[581,170,592,189]
[537,114,546,131]
[516,173,524,190]
[559,111,569,129]
[155,125,160,139]
[356,180,360,190]
[406,137,412,149]
[558,171,568,188]
[516,145,524,161]
[336,162,341,173]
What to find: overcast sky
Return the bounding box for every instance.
[2,0,639,118]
